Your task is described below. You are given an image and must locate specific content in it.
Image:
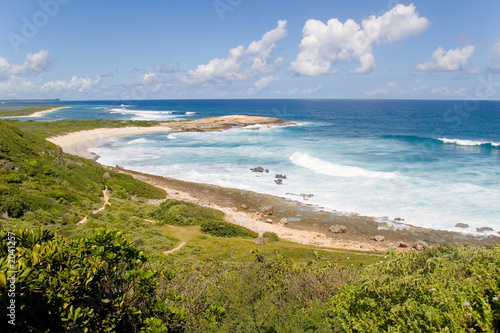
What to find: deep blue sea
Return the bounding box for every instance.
[11,99,500,234]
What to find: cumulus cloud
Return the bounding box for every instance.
[180,20,287,85]
[253,76,276,92]
[0,77,36,95]
[0,50,50,80]
[41,76,101,93]
[415,46,475,72]
[489,39,500,69]
[290,4,429,76]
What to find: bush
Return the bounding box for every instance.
[155,199,257,238]
[263,231,280,242]
[200,220,257,238]
[326,245,500,332]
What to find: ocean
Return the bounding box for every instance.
[16,99,500,234]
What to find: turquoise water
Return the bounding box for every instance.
[14,99,500,234]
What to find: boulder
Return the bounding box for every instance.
[260,205,273,215]
[370,235,386,242]
[275,174,287,179]
[329,225,347,233]
[266,219,273,223]
[414,240,429,251]
[398,242,409,248]
[455,223,469,229]
[265,169,269,173]
[240,203,249,210]
[251,167,265,173]
[279,218,288,225]
[254,237,265,245]
[103,172,112,180]
[274,179,283,185]
[476,227,494,233]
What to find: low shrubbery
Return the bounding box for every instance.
[153,199,257,238]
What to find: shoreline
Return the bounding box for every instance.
[47,115,500,251]
[6,106,71,118]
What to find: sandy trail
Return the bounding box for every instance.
[77,188,110,225]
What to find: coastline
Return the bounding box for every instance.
[47,115,500,251]
[9,106,70,118]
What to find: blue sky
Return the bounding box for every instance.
[1,0,499,100]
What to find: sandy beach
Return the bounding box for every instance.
[9,106,71,118]
[47,115,500,252]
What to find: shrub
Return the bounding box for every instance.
[263,231,280,242]
[155,199,257,238]
[326,245,500,332]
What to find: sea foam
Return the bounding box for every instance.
[289,152,399,179]
[439,138,500,147]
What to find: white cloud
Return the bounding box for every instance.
[489,39,500,69]
[0,50,50,80]
[416,46,475,72]
[363,81,398,96]
[180,20,287,85]
[289,4,429,76]
[41,76,101,93]
[431,86,450,95]
[0,77,36,95]
[253,76,276,92]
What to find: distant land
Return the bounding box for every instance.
[0,99,61,104]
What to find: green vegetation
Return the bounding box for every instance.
[11,118,161,139]
[154,199,257,238]
[1,118,499,332]
[0,105,61,117]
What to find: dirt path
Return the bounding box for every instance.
[77,188,110,225]
[163,242,186,255]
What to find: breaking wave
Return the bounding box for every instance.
[289,152,399,179]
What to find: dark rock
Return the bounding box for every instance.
[265,169,269,173]
[329,225,347,233]
[455,223,469,229]
[274,179,283,185]
[275,174,287,179]
[370,235,385,242]
[251,167,265,173]
[414,240,429,251]
[260,205,274,215]
[476,227,494,233]
[398,242,409,248]
[394,217,405,222]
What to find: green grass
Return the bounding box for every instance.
[0,105,61,117]
[155,224,382,265]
